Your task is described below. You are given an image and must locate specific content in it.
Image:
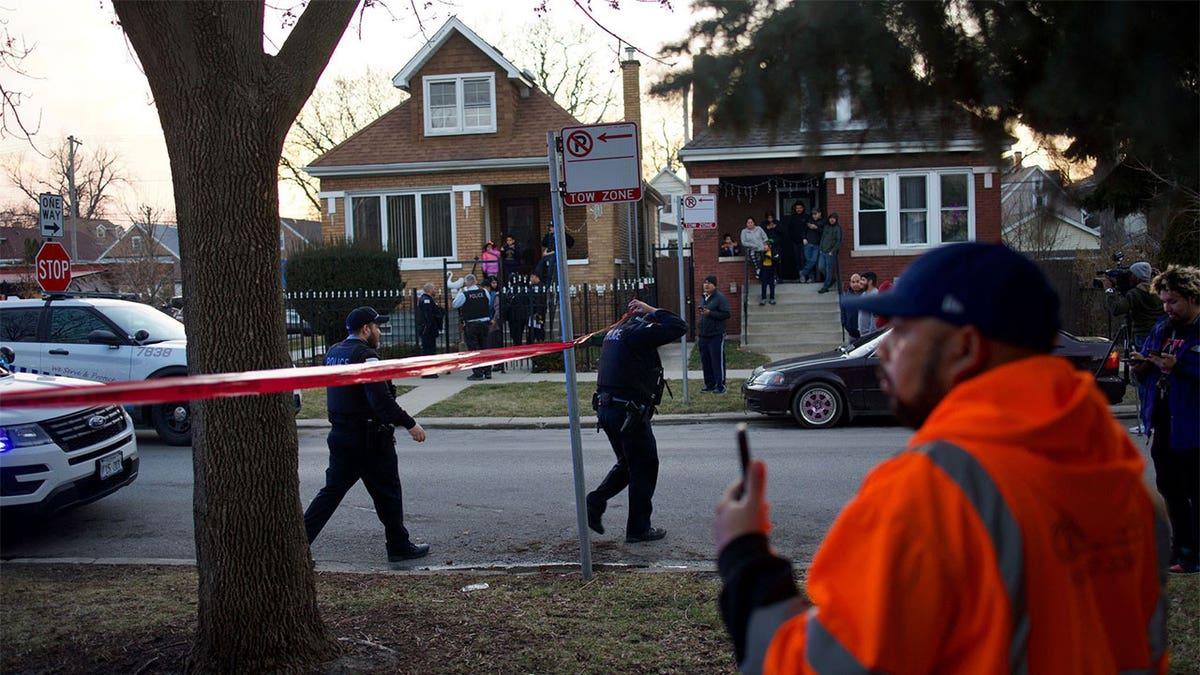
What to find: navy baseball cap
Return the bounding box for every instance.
[345,306,389,332]
[841,242,1060,352]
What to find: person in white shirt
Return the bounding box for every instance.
[740,218,768,278]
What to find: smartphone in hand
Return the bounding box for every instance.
[736,423,751,498]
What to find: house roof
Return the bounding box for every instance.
[679,109,984,162]
[307,22,579,175]
[281,217,322,244]
[392,17,533,91]
[99,222,181,261]
[1000,164,1096,236]
[0,220,113,264]
[649,167,688,193]
[307,85,577,173]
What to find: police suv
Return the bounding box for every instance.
[0,351,139,515]
[0,295,193,444]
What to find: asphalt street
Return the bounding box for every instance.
[0,421,1154,573]
[0,421,904,571]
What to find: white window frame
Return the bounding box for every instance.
[422,72,497,136]
[853,169,975,251]
[345,189,458,270]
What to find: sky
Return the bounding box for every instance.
[0,0,697,225]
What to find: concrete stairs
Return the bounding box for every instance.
[741,281,846,358]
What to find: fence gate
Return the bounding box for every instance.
[652,245,694,336]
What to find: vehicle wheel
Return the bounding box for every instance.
[791,382,845,429]
[151,401,192,446]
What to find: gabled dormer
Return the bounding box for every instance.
[392,17,534,138]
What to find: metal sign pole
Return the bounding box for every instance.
[547,131,592,580]
[677,195,688,402]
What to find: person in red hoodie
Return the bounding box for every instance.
[716,242,1169,674]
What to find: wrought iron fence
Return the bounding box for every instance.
[284,277,658,371]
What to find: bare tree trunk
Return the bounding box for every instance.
[111,2,359,670]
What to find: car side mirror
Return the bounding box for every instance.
[88,329,125,346]
[134,329,150,343]
[1,345,15,365]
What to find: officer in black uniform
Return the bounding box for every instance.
[417,282,444,378]
[586,298,689,542]
[453,273,493,380]
[303,306,431,563]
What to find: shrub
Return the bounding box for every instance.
[285,239,404,343]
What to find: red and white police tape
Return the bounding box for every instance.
[1,340,585,410]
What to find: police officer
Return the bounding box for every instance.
[586,298,688,543]
[453,273,493,380]
[417,282,444,379]
[303,306,430,563]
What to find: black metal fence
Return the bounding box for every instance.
[284,277,658,370]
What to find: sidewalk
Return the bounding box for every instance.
[296,341,1139,428]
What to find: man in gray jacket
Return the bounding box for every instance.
[817,212,844,294]
[698,274,732,393]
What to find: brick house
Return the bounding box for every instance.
[679,106,1003,349]
[304,17,661,291]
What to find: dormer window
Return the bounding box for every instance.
[423,73,496,136]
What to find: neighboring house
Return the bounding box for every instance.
[1001,157,1099,259]
[649,166,690,251]
[280,217,322,254]
[98,222,183,300]
[304,17,661,288]
[0,220,114,295]
[679,101,1005,341]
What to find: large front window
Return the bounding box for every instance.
[423,73,496,136]
[854,170,975,249]
[349,191,456,264]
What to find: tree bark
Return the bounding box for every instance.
[111,1,359,670]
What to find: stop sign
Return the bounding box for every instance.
[36,241,72,293]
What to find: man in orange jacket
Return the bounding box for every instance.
[715,242,1169,674]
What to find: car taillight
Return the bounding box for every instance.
[1103,347,1121,373]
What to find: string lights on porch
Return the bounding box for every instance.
[719,177,822,203]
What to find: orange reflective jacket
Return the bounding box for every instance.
[765,356,1168,674]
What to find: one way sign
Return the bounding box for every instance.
[39,193,64,238]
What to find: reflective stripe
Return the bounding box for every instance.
[740,597,808,675]
[806,607,875,674]
[919,441,1030,675]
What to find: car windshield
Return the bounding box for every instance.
[843,327,890,356]
[100,303,187,343]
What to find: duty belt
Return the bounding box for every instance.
[594,392,637,408]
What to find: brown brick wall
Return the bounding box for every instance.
[314,169,631,290]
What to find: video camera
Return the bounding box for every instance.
[1093,252,1134,293]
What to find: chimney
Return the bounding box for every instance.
[621,45,642,127]
[690,54,715,134]
[1012,151,1023,170]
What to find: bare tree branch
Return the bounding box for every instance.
[3,138,129,219]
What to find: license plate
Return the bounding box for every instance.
[98,451,124,480]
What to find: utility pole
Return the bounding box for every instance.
[67,135,82,259]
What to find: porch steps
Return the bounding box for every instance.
[741,281,846,358]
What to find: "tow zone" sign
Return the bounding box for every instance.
[560,122,642,205]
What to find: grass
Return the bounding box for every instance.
[420,379,745,418]
[688,340,771,370]
[1,564,1196,673]
[0,565,734,674]
[298,385,415,420]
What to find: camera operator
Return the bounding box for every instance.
[1102,261,1162,350]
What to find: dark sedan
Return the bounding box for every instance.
[742,328,1127,428]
